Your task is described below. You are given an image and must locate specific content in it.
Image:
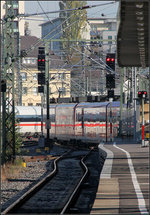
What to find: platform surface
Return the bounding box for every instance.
[91,141,149,214]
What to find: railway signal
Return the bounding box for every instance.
[38,73,45,85]
[38,86,44,93]
[138,91,147,147]
[1,80,6,92]
[106,53,115,71]
[138,91,147,99]
[106,74,115,89]
[38,55,45,71]
[37,47,45,71]
[108,89,114,98]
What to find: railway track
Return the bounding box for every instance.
[2,150,91,214]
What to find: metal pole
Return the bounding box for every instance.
[45,41,50,143]
[109,98,113,142]
[119,67,124,136]
[134,67,137,142]
[41,94,44,136]
[142,98,145,147]
[81,41,86,96]
[148,1,150,146]
[16,31,22,105]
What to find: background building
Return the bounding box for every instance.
[15,35,71,106]
[24,16,45,38]
[41,17,91,56]
[1,1,25,36]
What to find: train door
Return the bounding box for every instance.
[81,108,84,137]
[106,105,110,142]
[75,108,83,138]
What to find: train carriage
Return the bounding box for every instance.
[15,106,41,136]
[14,101,139,144]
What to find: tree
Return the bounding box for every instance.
[59,1,87,64]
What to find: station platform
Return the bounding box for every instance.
[91,141,149,214]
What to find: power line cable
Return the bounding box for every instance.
[20,2,116,17]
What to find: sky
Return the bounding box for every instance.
[25,1,119,20]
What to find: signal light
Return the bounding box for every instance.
[106,53,115,71]
[108,89,114,98]
[1,80,6,92]
[138,91,147,99]
[106,74,115,89]
[37,54,45,71]
[38,73,45,85]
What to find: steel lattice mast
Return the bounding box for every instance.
[2,1,16,163]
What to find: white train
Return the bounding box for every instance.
[43,101,136,144]
[15,106,42,137]
[15,102,138,143]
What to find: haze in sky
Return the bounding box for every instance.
[25,1,119,19]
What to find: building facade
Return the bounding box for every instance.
[24,16,45,38]
[15,35,71,106]
[41,17,91,56]
[1,1,25,36]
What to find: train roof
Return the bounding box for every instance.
[76,101,123,108]
[15,106,41,115]
[52,103,78,108]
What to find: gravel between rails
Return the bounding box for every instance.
[1,145,106,214]
[1,145,67,211]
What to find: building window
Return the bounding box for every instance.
[22,87,27,95]
[33,87,38,95]
[14,21,18,30]
[36,103,41,106]
[59,87,66,96]
[61,73,66,80]
[21,72,27,81]
[31,58,36,64]
[33,73,37,80]
[28,103,33,106]
[14,9,18,16]
[108,36,112,45]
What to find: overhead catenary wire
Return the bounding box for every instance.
[19,2,116,17]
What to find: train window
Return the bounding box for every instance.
[50,114,55,122]
[16,115,41,122]
[76,113,82,122]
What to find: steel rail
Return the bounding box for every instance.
[60,151,91,214]
[1,151,70,215]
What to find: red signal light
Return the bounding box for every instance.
[111,58,115,62]
[138,91,142,94]
[38,59,41,62]
[106,58,110,62]
[42,59,45,62]
[144,91,147,95]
